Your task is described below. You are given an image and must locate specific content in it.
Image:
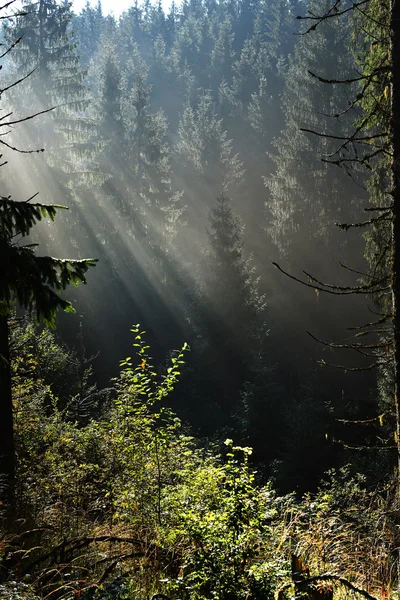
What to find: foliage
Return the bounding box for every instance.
[2,325,398,600]
[165,440,287,600]
[0,583,40,600]
[2,0,398,598]
[80,577,134,599]
[0,0,377,485]
[5,326,287,598]
[0,195,96,323]
[290,467,397,593]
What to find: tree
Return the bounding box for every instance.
[3,0,103,197]
[0,198,96,517]
[266,3,360,268]
[0,6,96,517]
[184,193,267,433]
[125,67,183,248]
[270,0,400,500]
[73,0,106,66]
[175,91,243,235]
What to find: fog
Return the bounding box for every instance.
[2,0,379,490]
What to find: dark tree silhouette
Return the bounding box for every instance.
[0,1,97,518]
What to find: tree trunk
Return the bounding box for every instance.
[390,0,400,594]
[0,313,15,521]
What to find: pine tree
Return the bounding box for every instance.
[209,15,235,92]
[3,0,103,194]
[124,67,183,250]
[117,1,145,67]
[0,195,96,519]
[266,2,361,269]
[95,44,126,208]
[175,92,243,233]
[73,0,106,66]
[185,193,267,433]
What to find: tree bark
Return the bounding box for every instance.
[390,0,400,595]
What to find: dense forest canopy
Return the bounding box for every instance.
[0,0,399,597]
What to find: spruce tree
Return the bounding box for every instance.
[266,2,361,269]
[124,67,183,250]
[1,196,96,506]
[3,0,102,194]
[73,0,106,66]
[185,193,266,433]
[175,92,243,232]
[0,5,96,518]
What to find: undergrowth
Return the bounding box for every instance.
[0,322,397,599]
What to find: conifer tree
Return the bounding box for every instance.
[3,0,102,193]
[185,194,266,432]
[1,196,96,511]
[124,67,183,249]
[266,4,361,269]
[175,92,243,232]
[0,2,97,517]
[73,0,106,66]
[209,15,235,92]
[95,44,126,208]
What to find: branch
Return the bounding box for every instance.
[307,330,392,350]
[335,214,391,230]
[0,35,22,60]
[346,316,388,330]
[297,0,374,33]
[365,205,393,211]
[307,66,388,85]
[339,261,380,280]
[337,412,389,424]
[272,262,389,295]
[303,268,389,292]
[277,574,378,600]
[300,127,386,143]
[301,575,379,600]
[0,69,36,95]
[0,104,56,127]
[20,535,144,575]
[0,138,44,154]
[317,359,378,371]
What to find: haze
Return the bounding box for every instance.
[2,0,375,491]
[73,0,171,15]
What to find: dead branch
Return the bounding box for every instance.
[307,66,389,85]
[272,262,390,295]
[307,330,392,350]
[317,358,378,370]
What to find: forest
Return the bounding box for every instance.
[0,0,399,597]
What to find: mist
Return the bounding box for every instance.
[2,0,378,492]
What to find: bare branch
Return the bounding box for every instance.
[335,214,392,230]
[317,359,378,371]
[307,330,392,350]
[0,105,56,127]
[297,0,374,34]
[272,262,390,295]
[0,69,36,95]
[301,127,386,143]
[307,66,388,85]
[0,138,44,154]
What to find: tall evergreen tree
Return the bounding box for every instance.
[175,91,243,235]
[73,0,106,66]
[0,194,96,514]
[0,35,96,513]
[183,193,267,433]
[266,3,361,269]
[123,67,183,251]
[3,0,103,194]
